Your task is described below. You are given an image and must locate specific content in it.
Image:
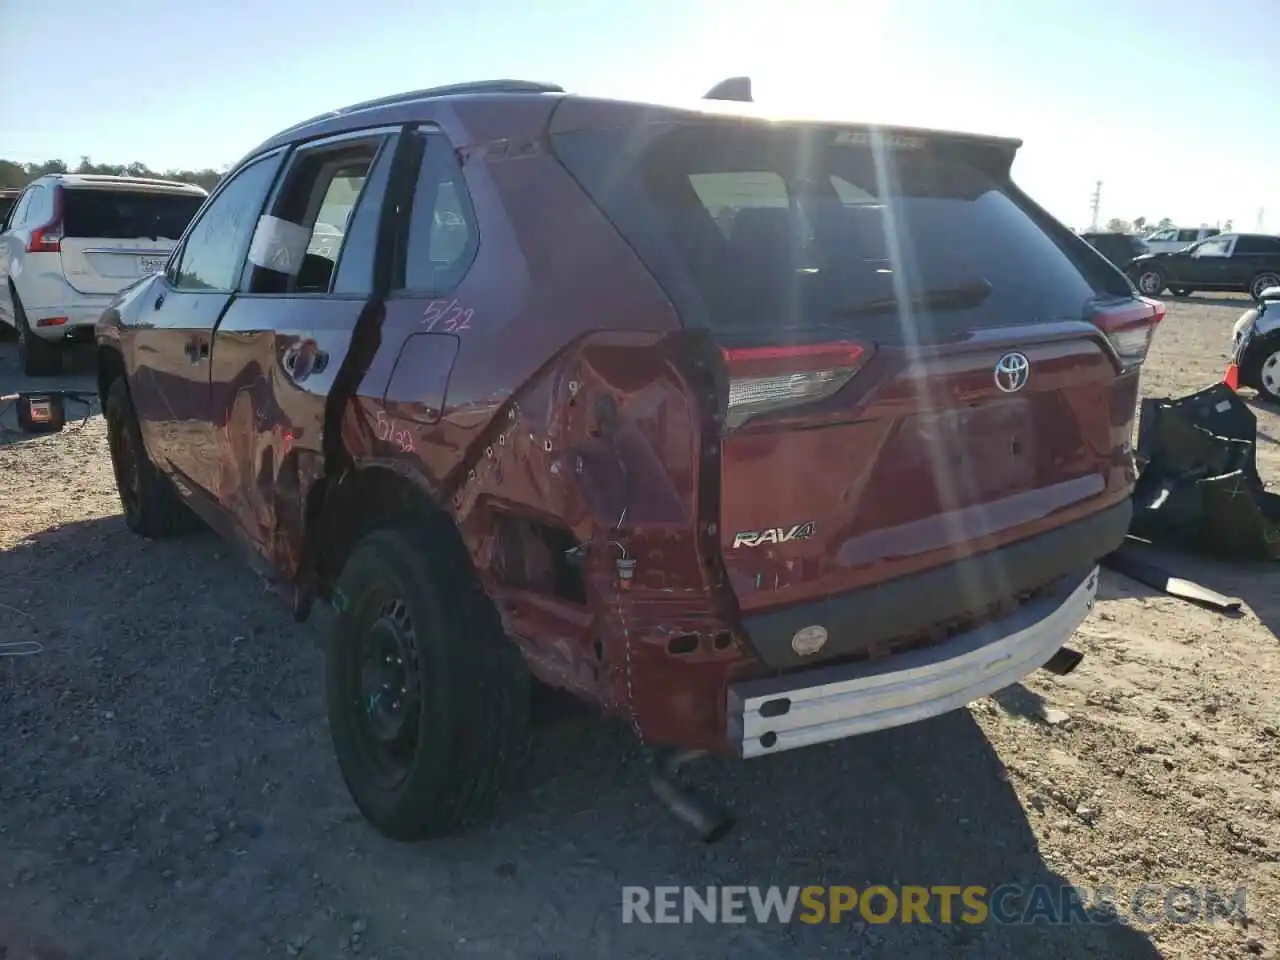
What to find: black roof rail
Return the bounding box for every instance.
[337,79,564,115]
[283,79,565,135]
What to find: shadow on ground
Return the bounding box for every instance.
[0,515,1164,959]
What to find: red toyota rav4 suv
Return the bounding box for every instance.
[87,79,1161,841]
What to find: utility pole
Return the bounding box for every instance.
[1089,181,1102,231]
[1258,207,1266,232]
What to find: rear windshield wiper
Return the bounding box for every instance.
[834,279,993,317]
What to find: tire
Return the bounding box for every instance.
[14,293,62,376]
[1135,267,1166,296]
[104,378,200,537]
[326,521,531,841]
[1249,272,1280,301]
[1244,333,1280,404]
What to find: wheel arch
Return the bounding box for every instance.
[1249,269,1280,299]
[304,462,467,602]
[96,342,128,409]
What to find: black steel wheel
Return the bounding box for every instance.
[326,520,531,841]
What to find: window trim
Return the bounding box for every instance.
[386,124,480,299]
[164,148,288,294]
[236,125,402,299]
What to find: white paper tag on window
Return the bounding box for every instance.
[247,215,311,276]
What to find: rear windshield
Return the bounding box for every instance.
[553,123,1121,344]
[62,189,204,240]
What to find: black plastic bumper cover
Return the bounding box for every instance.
[739,499,1132,669]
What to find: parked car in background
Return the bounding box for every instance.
[1143,224,1221,254]
[73,79,1158,842]
[1231,285,1280,402]
[1128,233,1280,300]
[0,188,20,226]
[0,174,207,374]
[1080,231,1150,270]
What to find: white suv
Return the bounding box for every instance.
[0,174,207,374]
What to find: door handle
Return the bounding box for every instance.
[154,292,165,310]
[283,340,328,381]
[184,338,209,363]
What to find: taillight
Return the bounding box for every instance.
[720,341,872,429]
[26,187,64,253]
[1089,297,1165,370]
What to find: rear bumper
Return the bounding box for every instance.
[737,499,1131,669]
[728,565,1098,757]
[25,298,112,339]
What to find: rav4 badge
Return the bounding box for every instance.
[792,625,829,657]
[732,521,816,549]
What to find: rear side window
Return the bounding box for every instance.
[1176,228,1201,242]
[394,131,477,293]
[553,123,1111,345]
[1235,236,1280,255]
[26,186,54,228]
[6,190,33,228]
[62,190,203,240]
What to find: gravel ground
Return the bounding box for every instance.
[1,299,1277,960]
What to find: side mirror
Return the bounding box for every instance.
[1255,285,1280,303]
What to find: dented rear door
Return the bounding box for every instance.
[209,127,401,571]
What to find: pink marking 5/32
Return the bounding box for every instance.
[374,409,415,454]
[422,299,473,334]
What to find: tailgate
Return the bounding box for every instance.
[551,110,1151,650]
[60,237,176,295]
[58,187,201,295]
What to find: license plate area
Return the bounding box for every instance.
[139,255,168,274]
[907,400,1035,500]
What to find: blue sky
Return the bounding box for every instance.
[2,0,1276,230]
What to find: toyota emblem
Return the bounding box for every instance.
[994,352,1031,393]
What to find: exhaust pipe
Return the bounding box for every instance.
[1041,646,1084,676]
[648,748,735,843]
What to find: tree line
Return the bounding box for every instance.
[0,157,224,192]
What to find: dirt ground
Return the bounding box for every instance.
[1,298,1277,960]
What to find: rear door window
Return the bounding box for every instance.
[1194,236,1232,258]
[553,123,1112,345]
[61,190,204,240]
[248,134,388,295]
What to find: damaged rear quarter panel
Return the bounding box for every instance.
[327,105,754,746]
